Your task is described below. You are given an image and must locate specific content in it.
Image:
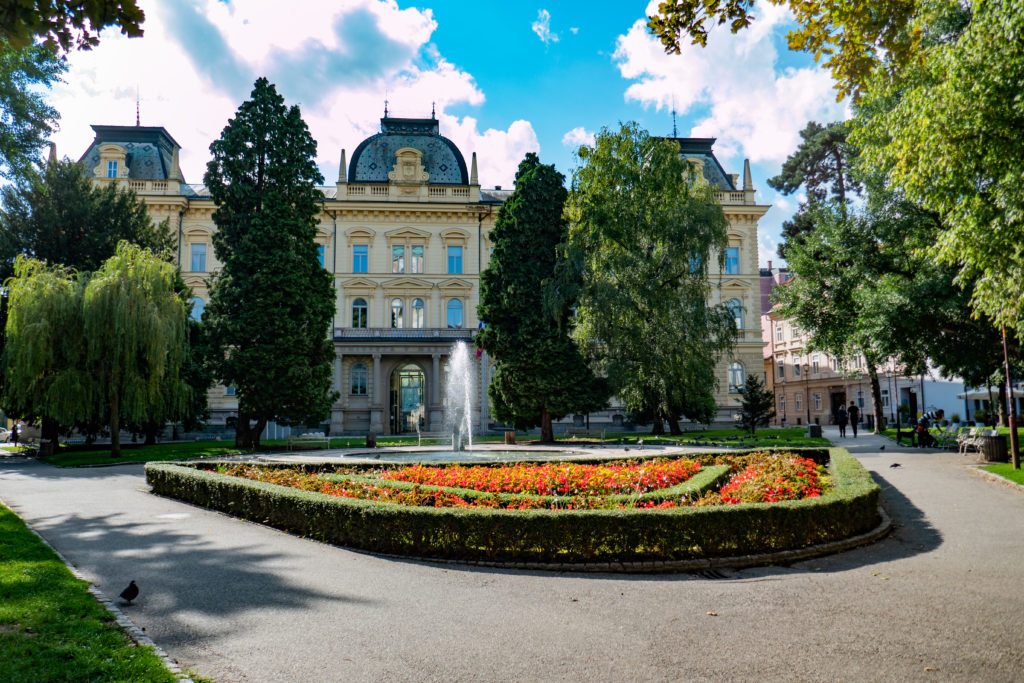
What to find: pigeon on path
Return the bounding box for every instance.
[120,580,139,605]
[890,463,902,469]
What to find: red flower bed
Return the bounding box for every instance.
[377,459,702,496]
[216,453,830,511]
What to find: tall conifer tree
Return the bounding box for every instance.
[477,153,606,442]
[203,78,336,448]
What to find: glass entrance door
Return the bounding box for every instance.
[390,364,425,434]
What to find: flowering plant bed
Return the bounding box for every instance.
[145,448,878,565]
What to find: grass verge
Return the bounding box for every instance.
[981,463,1024,486]
[0,503,177,682]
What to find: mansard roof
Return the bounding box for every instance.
[658,136,736,191]
[348,116,469,185]
[78,125,184,183]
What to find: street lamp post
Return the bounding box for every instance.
[803,363,811,426]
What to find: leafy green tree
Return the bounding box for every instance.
[477,153,607,442]
[768,120,860,258]
[737,373,775,434]
[647,0,926,99]
[854,0,1024,336]
[0,158,173,281]
[0,40,65,182]
[203,77,336,448]
[0,0,145,52]
[82,242,187,457]
[1,257,86,455]
[563,122,736,434]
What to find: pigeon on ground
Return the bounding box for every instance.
[890,463,902,468]
[880,445,886,450]
[120,580,139,605]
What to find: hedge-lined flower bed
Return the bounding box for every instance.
[145,448,879,564]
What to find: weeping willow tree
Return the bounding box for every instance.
[82,241,187,457]
[2,256,88,455]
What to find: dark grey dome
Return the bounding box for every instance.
[349,117,468,185]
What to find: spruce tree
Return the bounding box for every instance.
[737,374,776,435]
[203,78,336,448]
[477,153,606,442]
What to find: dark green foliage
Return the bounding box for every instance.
[564,123,735,434]
[0,158,173,281]
[0,0,145,52]
[478,153,607,441]
[737,374,775,434]
[0,40,64,182]
[203,78,337,448]
[146,449,878,564]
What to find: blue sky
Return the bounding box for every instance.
[49,0,847,265]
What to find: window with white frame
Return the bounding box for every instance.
[778,361,785,378]
[350,363,368,395]
[446,299,463,328]
[412,298,424,328]
[795,394,802,411]
[726,298,743,329]
[411,245,424,273]
[857,389,865,408]
[794,363,801,377]
[882,389,890,407]
[728,361,745,393]
[813,393,821,410]
[391,298,403,328]
[351,298,368,328]
[775,325,783,342]
[107,160,118,178]
[812,355,820,374]
[725,247,739,274]
[190,243,206,272]
[352,245,368,273]
[780,395,786,413]
[392,245,405,273]
[447,246,463,274]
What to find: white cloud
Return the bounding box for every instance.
[49,0,535,189]
[613,1,847,166]
[561,126,595,148]
[532,9,559,44]
[570,27,579,35]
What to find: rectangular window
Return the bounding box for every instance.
[190,243,206,272]
[392,245,405,273]
[352,245,367,273]
[778,362,785,379]
[447,246,463,274]
[812,355,820,374]
[350,364,368,396]
[225,385,237,396]
[725,247,739,274]
[780,396,786,413]
[795,394,802,411]
[882,390,890,408]
[316,245,325,268]
[857,390,865,408]
[831,357,839,371]
[813,393,821,410]
[107,160,118,178]
[775,326,783,342]
[794,363,801,377]
[411,245,424,273]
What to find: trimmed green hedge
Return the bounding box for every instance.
[144,448,878,563]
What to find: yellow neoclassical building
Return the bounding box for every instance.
[76,119,768,435]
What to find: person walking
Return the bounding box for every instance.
[848,401,860,437]
[836,405,848,437]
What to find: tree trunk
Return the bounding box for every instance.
[39,417,60,457]
[109,394,120,458]
[252,417,267,448]
[540,408,553,443]
[866,360,885,433]
[998,380,1008,427]
[650,417,664,436]
[235,410,253,448]
[143,424,158,445]
[667,417,682,435]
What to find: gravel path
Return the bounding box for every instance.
[2,429,1023,682]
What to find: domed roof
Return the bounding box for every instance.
[349,117,468,185]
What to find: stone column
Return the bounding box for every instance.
[375,286,386,328]
[431,284,442,328]
[370,352,383,433]
[431,353,441,404]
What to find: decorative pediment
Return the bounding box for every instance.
[440,227,470,244]
[718,279,749,289]
[341,277,378,292]
[94,144,128,179]
[385,226,431,242]
[388,147,429,185]
[437,278,473,292]
[315,225,332,238]
[344,227,375,244]
[182,275,206,290]
[383,277,432,292]
[726,230,744,244]
[184,225,212,238]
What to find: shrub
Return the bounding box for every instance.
[145,448,877,564]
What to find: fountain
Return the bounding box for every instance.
[444,340,475,451]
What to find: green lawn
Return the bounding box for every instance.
[981,463,1024,485]
[0,503,178,683]
[881,425,1024,445]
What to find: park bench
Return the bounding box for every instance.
[416,431,449,446]
[286,433,330,451]
[565,428,606,442]
[957,428,984,455]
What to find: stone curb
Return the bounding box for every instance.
[0,496,193,682]
[364,505,893,574]
[968,465,1024,494]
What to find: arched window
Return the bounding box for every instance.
[446,299,463,328]
[391,298,403,328]
[726,298,743,330]
[728,361,745,393]
[350,363,368,395]
[189,296,205,322]
[412,298,424,328]
[351,298,368,329]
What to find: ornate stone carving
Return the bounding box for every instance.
[388,147,429,185]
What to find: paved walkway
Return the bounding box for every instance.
[2,429,1023,682]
